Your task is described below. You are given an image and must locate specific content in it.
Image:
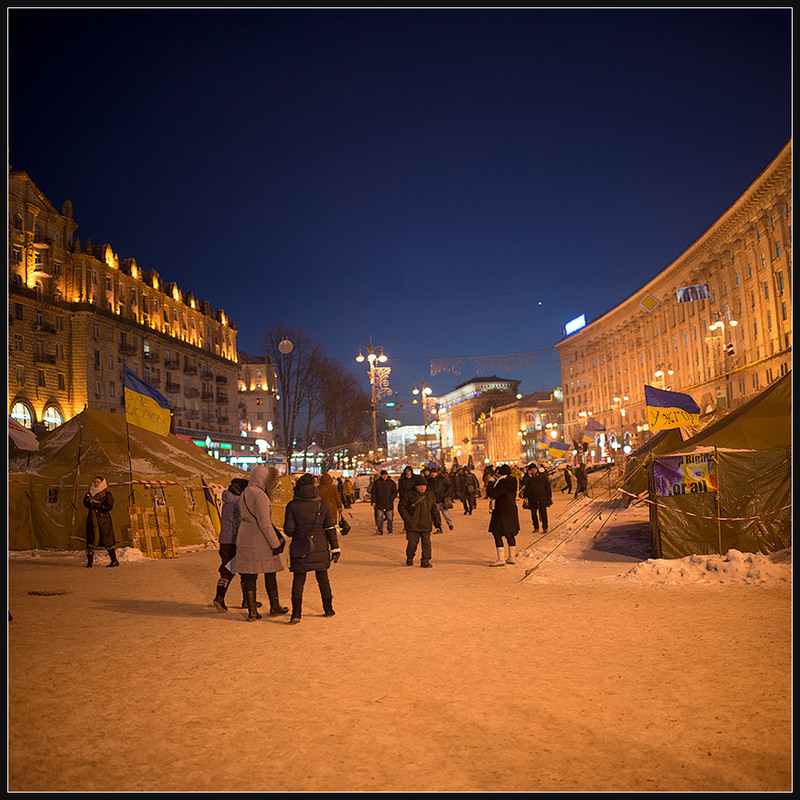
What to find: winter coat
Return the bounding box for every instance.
[343,478,354,497]
[487,475,520,535]
[318,473,343,524]
[83,490,116,548]
[284,479,339,573]
[398,487,442,533]
[219,488,243,545]
[370,476,398,511]
[520,470,552,505]
[458,471,480,499]
[427,472,452,504]
[236,465,284,574]
[397,468,416,502]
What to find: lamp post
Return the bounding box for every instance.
[412,381,435,462]
[355,340,387,459]
[708,317,738,407]
[276,338,294,472]
[652,365,674,391]
[612,393,629,454]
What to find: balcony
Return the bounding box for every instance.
[183,365,198,375]
[185,388,200,398]
[215,374,228,384]
[216,393,228,404]
[119,343,138,355]
[143,350,160,362]
[34,352,57,364]
[33,320,57,334]
[32,234,52,249]
[165,382,181,393]
[185,410,200,420]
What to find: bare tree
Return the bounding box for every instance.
[260,324,322,470]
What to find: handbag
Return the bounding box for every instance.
[339,516,351,536]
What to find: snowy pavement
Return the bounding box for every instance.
[8,481,792,792]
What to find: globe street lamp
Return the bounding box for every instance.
[355,340,387,459]
[412,382,435,462]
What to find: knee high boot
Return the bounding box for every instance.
[213,576,230,612]
[106,548,119,567]
[290,573,304,624]
[489,546,506,566]
[265,573,288,616]
[245,587,262,621]
[86,548,93,568]
[240,576,262,609]
[318,571,334,617]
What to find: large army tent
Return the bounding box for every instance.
[8,408,262,554]
[645,372,791,559]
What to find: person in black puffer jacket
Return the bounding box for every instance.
[284,473,341,624]
[398,475,441,568]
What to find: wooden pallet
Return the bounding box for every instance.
[129,506,179,558]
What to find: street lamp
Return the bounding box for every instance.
[708,318,738,407]
[612,394,630,454]
[653,366,674,390]
[412,382,436,461]
[355,340,387,459]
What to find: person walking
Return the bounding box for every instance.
[459,466,479,515]
[343,476,355,508]
[520,463,553,533]
[284,473,341,623]
[562,464,574,494]
[486,465,520,565]
[212,476,255,611]
[318,472,344,527]
[83,476,119,568]
[427,464,454,532]
[397,465,416,504]
[236,465,288,621]
[574,463,589,499]
[398,475,442,568]
[370,469,397,534]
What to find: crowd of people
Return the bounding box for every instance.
[83,457,590,623]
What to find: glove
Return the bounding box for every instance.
[331,550,341,564]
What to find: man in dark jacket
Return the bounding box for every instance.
[398,475,441,568]
[397,466,416,504]
[520,463,553,533]
[370,470,398,535]
[427,465,454,532]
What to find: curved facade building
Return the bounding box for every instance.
[556,141,791,459]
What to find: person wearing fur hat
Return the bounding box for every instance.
[284,473,341,623]
[212,477,256,612]
[398,474,442,568]
[486,465,520,566]
[236,465,289,621]
[83,476,118,568]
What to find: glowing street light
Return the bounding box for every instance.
[355,339,388,457]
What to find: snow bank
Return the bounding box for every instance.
[622,548,792,586]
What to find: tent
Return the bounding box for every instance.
[8,408,289,554]
[645,372,791,559]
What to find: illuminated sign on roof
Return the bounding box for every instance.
[564,313,587,336]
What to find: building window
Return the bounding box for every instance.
[43,407,63,431]
[775,241,781,258]
[763,281,770,300]
[11,402,33,428]
[14,333,23,350]
[15,365,24,384]
[110,382,116,397]
[58,373,66,390]
[38,370,46,387]
[14,303,23,320]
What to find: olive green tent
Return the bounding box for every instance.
[8,408,253,553]
[647,372,791,558]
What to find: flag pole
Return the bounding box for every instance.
[122,360,135,506]
[69,405,87,552]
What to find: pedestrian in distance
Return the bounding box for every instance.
[427,464,454,532]
[236,465,289,621]
[562,464,574,494]
[398,475,442,568]
[83,476,119,568]
[459,465,479,515]
[343,476,355,508]
[212,476,257,611]
[284,473,341,623]
[574,463,589,499]
[520,463,553,533]
[397,465,416,504]
[370,469,397,534]
[318,472,344,527]
[486,465,520,565]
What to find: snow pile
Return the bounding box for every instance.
[622,548,792,585]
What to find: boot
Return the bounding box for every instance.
[290,598,302,624]
[488,547,506,566]
[322,596,335,617]
[106,549,119,568]
[240,577,262,609]
[86,549,93,568]
[245,589,262,621]
[265,574,288,616]
[505,544,516,565]
[213,577,230,612]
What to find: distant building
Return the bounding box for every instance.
[8,171,240,439]
[556,140,792,462]
[237,351,279,450]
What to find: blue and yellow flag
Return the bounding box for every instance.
[124,365,171,436]
[537,440,549,452]
[583,417,605,444]
[548,440,571,458]
[644,385,700,430]
[202,478,222,535]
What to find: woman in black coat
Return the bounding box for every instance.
[486,465,520,566]
[284,474,341,624]
[83,476,119,568]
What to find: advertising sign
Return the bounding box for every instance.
[653,453,717,497]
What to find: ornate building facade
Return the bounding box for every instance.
[556,141,792,460]
[9,171,240,438]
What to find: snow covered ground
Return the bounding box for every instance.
[8,474,792,792]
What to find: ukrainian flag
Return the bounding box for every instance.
[202,478,222,535]
[124,365,171,436]
[537,441,549,452]
[548,441,571,458]
[644,385,700,430]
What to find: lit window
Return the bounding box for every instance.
[43,407,63,431]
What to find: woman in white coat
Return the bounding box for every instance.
[236,465,288,621]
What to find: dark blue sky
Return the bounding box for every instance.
[9,9,791,425]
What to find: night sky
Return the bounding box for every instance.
[9,9,791,425]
